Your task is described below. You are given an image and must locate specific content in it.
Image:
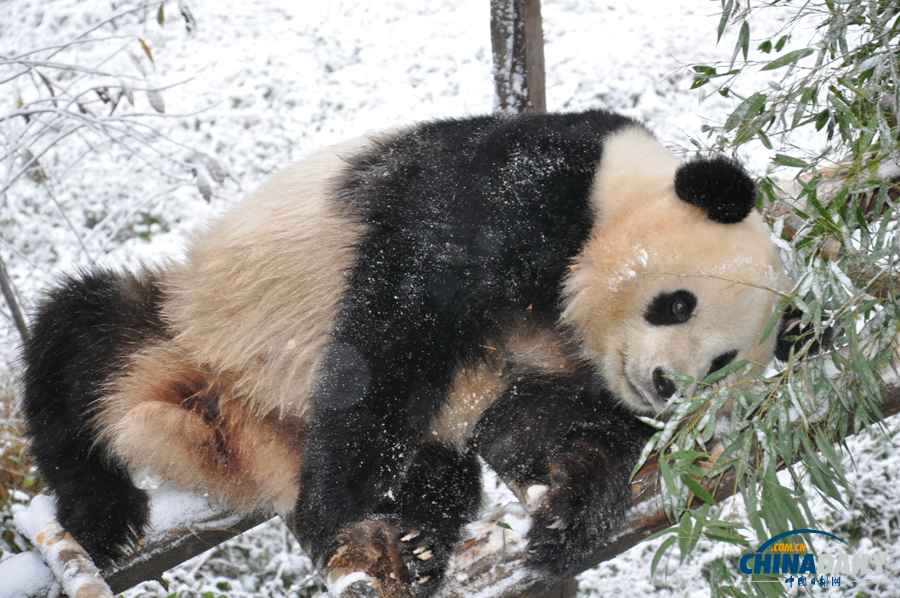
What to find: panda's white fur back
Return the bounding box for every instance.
[170,136,371,418]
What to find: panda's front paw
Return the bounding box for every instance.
[523,462,627,582]
[397,528,447,593]
[326,520,447,598]
[525,497,599,580]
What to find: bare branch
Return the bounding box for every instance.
[3,489,273,598]
[12,495,115,598]
[0,252,28,342]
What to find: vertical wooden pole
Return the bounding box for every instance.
[490,0,546,114]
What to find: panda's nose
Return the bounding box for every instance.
[652,368,676,400]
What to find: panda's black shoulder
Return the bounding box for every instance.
[325,109,646,342]
[334,109,643,217]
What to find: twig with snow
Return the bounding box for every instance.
[12,495,115,598]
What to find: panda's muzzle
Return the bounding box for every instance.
[624,374,657,411]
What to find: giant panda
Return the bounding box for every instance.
[21,109,794,598]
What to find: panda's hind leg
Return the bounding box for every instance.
[99,344,305,518]
[21,269,167,566]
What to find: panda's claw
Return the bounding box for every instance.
[524,484,549,511]
[400,530,420,542]
[544,518,563,530]
[395,527,445,592]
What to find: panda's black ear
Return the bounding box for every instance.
[674,156,757,224]
[775,307,834,362]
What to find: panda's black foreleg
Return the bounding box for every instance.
[473,373,655,587]
[392,441,482,585]
[295,402,481,597]
[20,270,166,566]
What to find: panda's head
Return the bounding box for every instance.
[563,127,791,414]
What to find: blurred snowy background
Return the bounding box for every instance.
[1,0,898,596]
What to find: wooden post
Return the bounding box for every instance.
[490,0,546,114]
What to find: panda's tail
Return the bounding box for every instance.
[20,267,168,566]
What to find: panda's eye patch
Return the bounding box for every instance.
[644,290,697,326]
[707,350,738,377]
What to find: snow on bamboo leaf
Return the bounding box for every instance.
[147,89,165,113]
[724,92,766,131]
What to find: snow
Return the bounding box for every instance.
[0,550,60,598]
[146,484,232,533]
[2,0,899,597]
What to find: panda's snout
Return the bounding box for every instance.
[652,367,677,399]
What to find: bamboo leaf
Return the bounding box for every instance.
[658,455,678,494]
[761,48,814,71]
[702,359,751,386]
[681,474,716,505]
[774,34,789,52]
[725,93,766,131]
[738,21,750,61]
[772,153,809,168]
[718,0,734,42]
[814,434,848,487]
[139,38,155,63]
[651,535,678,577]
[678,511,693,559]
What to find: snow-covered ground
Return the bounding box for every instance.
[1,0,898,596]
